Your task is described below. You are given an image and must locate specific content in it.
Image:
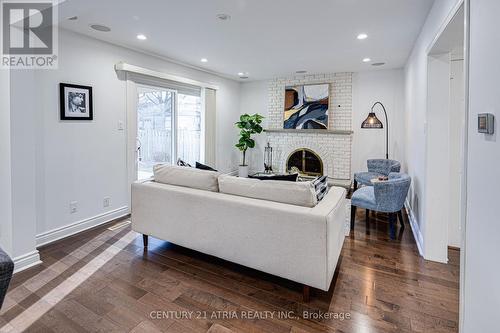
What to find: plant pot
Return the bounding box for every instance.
[238,165,249,178]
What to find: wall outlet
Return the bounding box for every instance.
[117,121,124,131]
[103,197,111,208]
[70,201,78,214]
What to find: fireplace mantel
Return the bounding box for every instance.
[264,129,353,135]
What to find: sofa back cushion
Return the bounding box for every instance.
[218,175,317,207]
[154,164,220,192]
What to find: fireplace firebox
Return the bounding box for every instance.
[286,148,323,177]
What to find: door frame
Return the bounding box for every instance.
[424,0,469,330]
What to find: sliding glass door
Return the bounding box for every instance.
[136,84,203,180]
[136,85,175,179]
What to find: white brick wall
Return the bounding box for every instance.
[266,72,353,180]
[267,132,352,179]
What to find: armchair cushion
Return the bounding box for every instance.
[351,186,377,211]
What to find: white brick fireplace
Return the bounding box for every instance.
[265,72,353,180]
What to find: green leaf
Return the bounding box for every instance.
[235,113,264,152]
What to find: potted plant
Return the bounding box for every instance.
[235,113,264,177]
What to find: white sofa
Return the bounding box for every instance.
[131,167,349,300]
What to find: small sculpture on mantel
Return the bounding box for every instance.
[264,142,273,173]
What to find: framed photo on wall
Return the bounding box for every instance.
[59,83,93,120]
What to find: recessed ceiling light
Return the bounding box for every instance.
[237,72,244,76]
[362,58,371,63]
[200,58,208,63]
[137,34,147,40]
[372,62,386,66]
[90,24,111,32]
[296,70,307,74]
[216,13,231,21]
[67,16,78,21]
[357,33,368,40]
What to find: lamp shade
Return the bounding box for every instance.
[361,112,383,128]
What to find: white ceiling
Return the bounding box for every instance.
[58,0,435,81]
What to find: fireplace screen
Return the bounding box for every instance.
[286,148,323,177]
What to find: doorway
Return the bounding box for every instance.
[425,3,465,262]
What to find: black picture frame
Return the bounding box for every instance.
[59,83,93,120]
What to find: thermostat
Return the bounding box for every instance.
[478,113,494,134]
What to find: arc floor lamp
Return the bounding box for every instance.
[361,101,389,159]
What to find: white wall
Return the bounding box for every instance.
[9,70,39,263]
[352,69,406,173]
[239,69,405,175]
[0,69,13,255]
[403,0,462,260]
[238,80,269,172]
[463,0,500,330]
[425,53,452,263]
[8,29,241,253]
[448,59,464,248]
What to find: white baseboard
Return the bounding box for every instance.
[13,250,42,274]
[405,200,424,257]
[36,206,130,247]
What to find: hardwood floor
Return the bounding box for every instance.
[0,211,459,332]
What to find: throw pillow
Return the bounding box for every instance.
[248,173,298,182]
[195,162,217,172]
[312,175,329,201]
[177,158,192,167]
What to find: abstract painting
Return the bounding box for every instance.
[283,84,329,129]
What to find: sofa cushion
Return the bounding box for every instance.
[312,175,329,201]
[218,175,317,207]
[176,158,192,167]
[195,161,217,172]
[154,164,220,192]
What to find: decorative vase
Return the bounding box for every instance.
[238,165,249,178]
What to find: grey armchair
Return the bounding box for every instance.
[351,172,411,239]
[354,159,401,190]
[0,248,13,309]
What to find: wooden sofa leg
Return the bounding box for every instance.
[143,234,148,247]
[303,285,310,302]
